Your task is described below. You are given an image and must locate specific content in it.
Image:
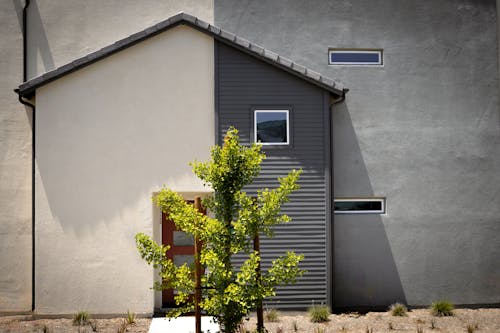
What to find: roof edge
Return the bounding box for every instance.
[17,12,346,97]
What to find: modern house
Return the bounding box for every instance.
[2,0,499,316]
[15,12,348,314]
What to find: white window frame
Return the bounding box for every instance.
[334,197,386,214]
[254,110,290,145]
[328,49,383,66]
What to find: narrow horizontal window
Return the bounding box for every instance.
[254,110,289,145]
[329,49,383,65]
[334,198,386,214]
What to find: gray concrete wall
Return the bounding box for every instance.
[215,0,500,308]
[1,0,213,313]
[498,0,500,101]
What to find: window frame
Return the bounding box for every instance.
[253,109,291,146]
[328,48,383,66]
[334,197,386,214]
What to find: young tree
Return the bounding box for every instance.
[135,128,304,333]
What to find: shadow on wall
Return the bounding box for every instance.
[12,0,55,79]
[333,102,407,310]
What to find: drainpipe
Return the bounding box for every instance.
[328,89,347,311]
[23,0,31,82]
[15,0,36,313]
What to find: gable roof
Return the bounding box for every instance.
[17,12,347,98]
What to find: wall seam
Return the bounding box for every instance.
[323,91,333,309]
[214,40,220,145]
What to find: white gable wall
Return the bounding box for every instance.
[35,25,214,314]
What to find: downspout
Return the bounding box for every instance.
[23,0,31,82]
[15,0,36,313]
[328,88,347,311]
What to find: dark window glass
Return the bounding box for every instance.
[329,49,383,65]
[255,111,288,144]
[334,199,384,213]
[173,231,194,246]
[173,254,194,267]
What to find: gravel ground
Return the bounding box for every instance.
[1,308,499,333]
[0,316,151,333]
[243,308,500,333]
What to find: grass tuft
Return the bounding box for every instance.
[430,300,454,317]
[466,322,479,333]
[389,302,408,317]
[308,304,331,323]
[126,310,136,325]
[265,308,280,322]
[72,311,90,326]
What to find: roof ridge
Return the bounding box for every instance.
[18,12,346,97]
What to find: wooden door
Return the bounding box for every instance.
[161,202,205,307]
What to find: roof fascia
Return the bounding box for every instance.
[18,13,347,98]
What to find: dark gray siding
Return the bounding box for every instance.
[216,41,331,309]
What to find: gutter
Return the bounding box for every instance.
[331,89,348,107]
[15,0,35,313]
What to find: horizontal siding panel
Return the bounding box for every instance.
[217,41,329,308]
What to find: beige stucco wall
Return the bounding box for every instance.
[0,1,212,313]
[26,0,214,79]
[0,1,32,313]
[35,25,214,314]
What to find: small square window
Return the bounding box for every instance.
[254,110,289,145]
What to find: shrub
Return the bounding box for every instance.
[430,300,454,317]
[72,311,90,326]
[308,304,331,323]
[389,302,408,316]
[264,308,280,322]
